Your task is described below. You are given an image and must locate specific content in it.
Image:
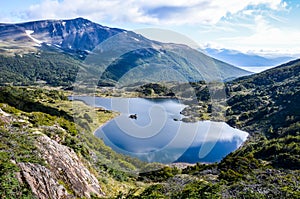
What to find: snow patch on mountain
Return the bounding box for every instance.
[25,30,43,45]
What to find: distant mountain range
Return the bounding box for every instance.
[204,47,295,67]
[0,18,251,86]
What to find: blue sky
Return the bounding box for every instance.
[1,0,300,56]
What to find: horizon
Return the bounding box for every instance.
[1,0,300,57]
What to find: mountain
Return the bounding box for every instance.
[96,41,252,86]
[0,17,123,55]
[204,47,295,67]
[0,18,252,87]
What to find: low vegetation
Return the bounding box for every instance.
[119,59,300,198]
[0,86,146,198]
[0,50,81,87]
[0,59,299,198]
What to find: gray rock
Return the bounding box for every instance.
[36,135,104,198]
[17,134,104,198]
[18,162,71,199]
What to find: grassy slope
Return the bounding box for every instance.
[0,86,153,198]
[99,47,251,86]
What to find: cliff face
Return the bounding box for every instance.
[17,134,104,199]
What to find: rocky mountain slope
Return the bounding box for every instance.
[0,17,123,54]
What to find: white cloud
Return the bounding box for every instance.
[23,0,286,25]
[216,14,300,56]
[14,0,297,55]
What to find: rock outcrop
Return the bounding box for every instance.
[18,134,104,199]
[18,162,71,199]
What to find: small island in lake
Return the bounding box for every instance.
[129,114,137,119]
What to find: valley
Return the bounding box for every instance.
[0,18,299,198]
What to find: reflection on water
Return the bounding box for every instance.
[72,96,248,163]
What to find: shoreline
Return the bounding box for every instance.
[74,95,251,166]
[92,113,119,136]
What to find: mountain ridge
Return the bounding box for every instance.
[0,17,124,53]
[0,18,252,86]
[205,47,295,67]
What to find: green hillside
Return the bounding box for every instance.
[0,86,152,198]
[0,48,83,86]
[225,59,300,170]
[0,59,299,198]
[123,59,300,198]
[99,45,251,86]
[227,59,300,135]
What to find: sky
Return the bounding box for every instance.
[1,0,300,56]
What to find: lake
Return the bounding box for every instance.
[239,66,275,73]
[72,96,249,163]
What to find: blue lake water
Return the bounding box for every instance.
[72,96,248,163]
